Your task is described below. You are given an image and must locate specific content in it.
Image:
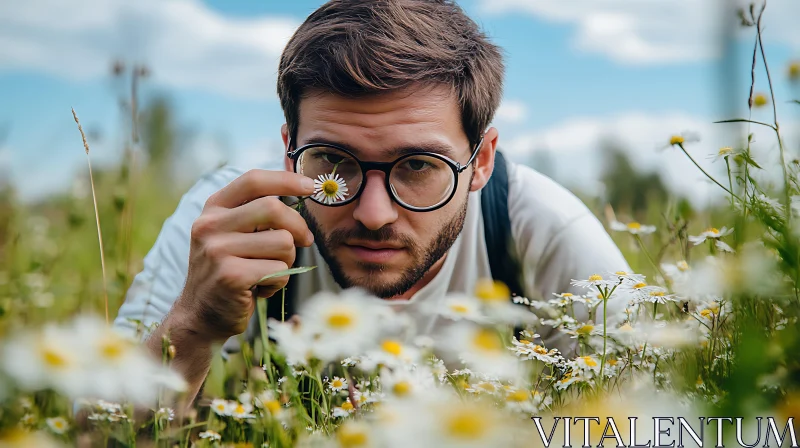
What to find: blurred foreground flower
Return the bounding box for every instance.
[0,315,186,406]
[610,220,656,235]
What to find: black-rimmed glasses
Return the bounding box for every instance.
[287,136,484,212]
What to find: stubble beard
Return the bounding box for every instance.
[299,195,469,299]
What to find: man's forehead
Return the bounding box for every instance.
[295,85,470,157]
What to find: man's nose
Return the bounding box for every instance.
[352,171,398,230]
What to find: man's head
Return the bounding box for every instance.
[277,0,505,299]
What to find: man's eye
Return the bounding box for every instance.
[405,159,430,171]
[322,153,346,164]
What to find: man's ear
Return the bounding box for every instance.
[281,124,292,172]
[469,127,499,192]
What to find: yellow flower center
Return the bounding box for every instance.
[321,179,340,196]
[696,376,704,386]
[615,271,629,276]
[790,62,800,80]
[477,382,496,393]
[576,325,594,335]
[474,279,510,302]
[327,312,353,329]
[753,93,768,107]
[472,328,502,353]
[214,403,226,412]
[588,274,603,282]
[561,293,573,297]
[331,378,344,388]
[341,400,354,412]
[608,359,618,366]
[650,291,665,297]
[40,346,69,369]
[633,282,647,289]
[718,146,733,156]
[266,400,281,415]
[392,381,411,396]
[337,424,369,448]
[234,404,245,415]
[99,338,128,361]
[381,340,403,356]
[445,408,488,440]
[533,345,548,355]
[670,135,684,145]
[677,261,689,271]
[618,323,634,332]
[707,227,720,235]
[580,356,598,367]
[518,339,532,345]
[700,309,713,318]
[506,390,529,402]
[627,222,641,230]
[449,303,469,314]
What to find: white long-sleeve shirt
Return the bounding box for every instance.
[114,159,630,354]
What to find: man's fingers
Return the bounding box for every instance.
[222,257,291,291]
[206,230,296,267]
[207,170,315,208]
[216,197,313,246]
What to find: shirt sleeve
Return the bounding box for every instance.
[507,162,631,354]
[112,166,245,339]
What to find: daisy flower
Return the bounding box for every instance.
[570,274,615,289]
[715,240,735,253]
[439,323,523,381]
[610,220,656,235]
[297,290,387,363]
[661,260,690,280]
[503,388,538,414]
[332,399,355,418]
[230,401,256,420]
[607,270,647,285]
[328,376,348,393]
[45,417,69,435]
[361,339,421,370]
[688,227,733,245]
[548,292,580,308]
[313,173,349,204]
[199,430,222,442]
[336,421,373,447]
[428,294,485,322]
[571,355,601,375]
[210,398,232,416]
[709,146,736,161]
[564,321,601,339]
[554,370,584,391]
[379,365,437,399]
[510,338,563,364]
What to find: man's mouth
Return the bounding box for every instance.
[343,241,407,264]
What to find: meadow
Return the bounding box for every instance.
[1,4,800,447]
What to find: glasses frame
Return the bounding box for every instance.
[287,136,485,212]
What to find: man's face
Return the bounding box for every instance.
[284,85,486,299]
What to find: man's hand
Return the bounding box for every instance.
[174,169,316,342]
[146,169,315,408]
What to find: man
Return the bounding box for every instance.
[115,0,629,403]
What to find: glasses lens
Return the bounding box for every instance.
[296,146,362,205]
[389,154,455,209]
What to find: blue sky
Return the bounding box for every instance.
[1,0,799,204]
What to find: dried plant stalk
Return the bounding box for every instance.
[72,108,110,324]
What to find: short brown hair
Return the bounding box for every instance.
[277,0,505,146]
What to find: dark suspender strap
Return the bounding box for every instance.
[480,150,525,298]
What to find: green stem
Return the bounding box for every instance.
[634,234,667,282]
[725,157,735,209]
[677,143,741,201]
[256,297,275,384]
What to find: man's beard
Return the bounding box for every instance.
[299,196,469,299]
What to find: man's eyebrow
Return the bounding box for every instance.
[301,136,459,159]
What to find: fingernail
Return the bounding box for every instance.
[307,230,314,242]
[301,177,315,192]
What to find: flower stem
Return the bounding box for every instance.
[677,143,741,201]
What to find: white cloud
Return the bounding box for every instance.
[0,0,298,99]
[495,99,528,124]
[500,111,792,206]
[478,0,800,64]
